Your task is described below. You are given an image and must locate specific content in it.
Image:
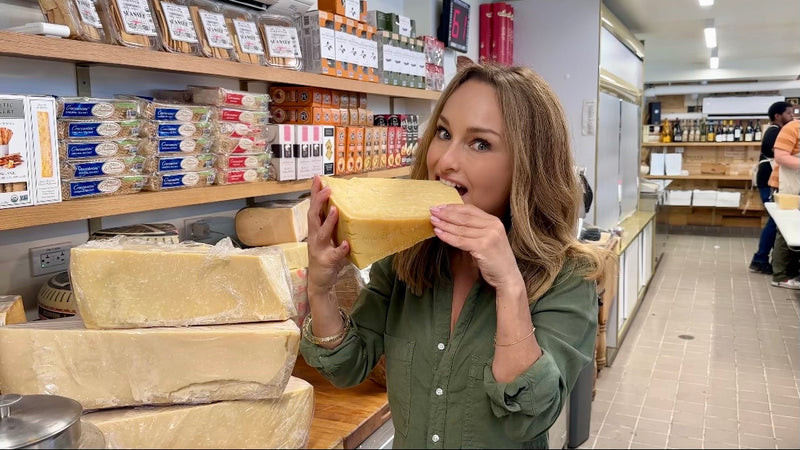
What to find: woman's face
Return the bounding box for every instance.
[427,80,513,218]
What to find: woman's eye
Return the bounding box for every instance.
[436,126,451,140]
[470,139,491,152]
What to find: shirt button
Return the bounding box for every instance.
[437,343,445,350]
[435,388,444,396]
[432,434,440,443]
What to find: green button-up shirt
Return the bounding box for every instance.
[300,255,598,449]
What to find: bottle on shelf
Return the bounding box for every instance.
[693,120,701,142]
[661,119,672,143]
[754,121,763,141]
[715,121,724,142]
[673,119,683,142]
[726,120,734,142]
[706,120,715,142]
[744,121,754,142]
[733,120,742,142]
[681,120,689,142]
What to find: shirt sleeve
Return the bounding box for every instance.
[774,121,799,155]
[481,268,599,442]
[299,256,395,388]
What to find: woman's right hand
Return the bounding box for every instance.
[307,175,351,298]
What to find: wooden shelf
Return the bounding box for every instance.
[642,142,760,148]
[0,32,440,101]
[643,174,752,181]
[0,167,410,232]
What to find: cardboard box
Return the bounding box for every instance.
[378,126,388,168]
[339,91,349,108]
[357,108,368,126]
[294,125,314,180]
[386,126,397,168]
[372,125,382,170]
[340,108,349,126]
[334,15,356,79]
[27,96,60,205]
[300,10,341,77]
[322,125,336,176]
[318,0,367,21]
[334,126,347,175]
[311,125,324,176]
[331,90,341,108]
[358,92,368,109]
[331,108,341,126]
[269,106,324,125]
[0,95,34,209]
[363,127,374,172]
[355,126,365,172]
[266,124,295,181]
[355,22,379,83]
[345,126,359,173]
[349,108,359,125]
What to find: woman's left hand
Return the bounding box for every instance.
[430,204,522,293]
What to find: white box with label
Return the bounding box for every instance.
[0,95,34,209]
[27,96,61,205]
[294,125,315,180]
[266,124,296,181]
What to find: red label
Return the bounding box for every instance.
[221,109,243,121]
[226,171,246,183]
[224,93,245,105]
[283,125,292,141]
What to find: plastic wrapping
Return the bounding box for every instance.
[187,0,238,61]
[142,169,216,190]
[189,86,269,111]
[321,177,464,269]
[61,175,147,200]
[137,137,214,155]
[39,0,107,42]
[214,136,268,154]
[138,100,215,122]
[151,0,202,55]
[60,155,145,178]
[0,315,301,410]
[215,167,269,184]
[218,121,266,139]
[143,154,214,173]
[140,120,216,139]
[70,236,296,328]
[218,108,269,125]
[59,138,144,160]
[97,0,162,49]
[83,377,312,449]
[213,153,270,170]
[57,119,144,139]
[224,4,266,65]
[258,13,303,70]
[57,96,143,120]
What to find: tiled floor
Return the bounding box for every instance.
[584,234,800,449]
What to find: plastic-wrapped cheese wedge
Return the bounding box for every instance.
[0,316,300,410]
[269,242,309,269]
[235,199,311,247]
[322,177,463,269]
[83,377,313,449]
[70,237,295,329]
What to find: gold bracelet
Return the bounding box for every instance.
[494,327,535,347]
[302,308,351,346]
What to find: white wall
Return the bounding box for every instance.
[510,0,601,223]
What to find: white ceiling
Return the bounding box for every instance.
[603,0,800,85]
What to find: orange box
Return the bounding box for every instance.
[363,127,374,172]
[359,24,379,83]
[386,126,396,168]
[339,91,350,108]
[268,86,297,105]
[331,108,341,126]
[357,108,368,126]
[378,127,388,169]
[340,108,349,126]
[321,107,333,125]
[331,90,341,108]
[301,10,341,77]
[334,126,348,175]
[317,0,367,21]
[349,108,359,125]
[354,126,365,172]
[371,126,381,170]
[358,92,368,108]
[366,109,374,126]
[345,126,359,173]
[269,106,324,124]
[349,92,358,108]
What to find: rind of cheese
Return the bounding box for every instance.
[270,242,309,269]
[70,239,295,328]
[0,295,26,325]
[0,316,300,410]
[235,199,311,247]
[84,377,313,449]
[322,177,463,268]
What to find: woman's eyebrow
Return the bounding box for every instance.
[438,115,501,137]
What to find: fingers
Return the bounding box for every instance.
[317,205,340,243]
[308,177,331,231]
[430,203,494,227]
[430,214,484,241]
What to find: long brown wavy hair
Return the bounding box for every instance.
[393,64,603,302]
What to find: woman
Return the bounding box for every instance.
[301,64,603,449]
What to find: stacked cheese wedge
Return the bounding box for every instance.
[0,237,312,449]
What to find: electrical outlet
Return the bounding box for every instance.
[30,242,72,277]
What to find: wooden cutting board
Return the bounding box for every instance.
[292,357,391,449]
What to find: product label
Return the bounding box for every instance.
[161,2,198,43]
[154,107,195,121]
[218,122,256,138]
[226,154,265,168]
[224,93,255,108]
[232,138,254,153]
[65,141,118,158]
[264,25,302,59]
[320,27,336,60]
[157,122,197,137]
[116,0,157,36]
[160,172,198,188]
[158,156,199,171]
[232,19,264,55]
[398,15,411,37]
[68,122,121,138]
[199,10,233,49]
[69,178,120,197]
[344,0,360,20]
[157,138,194,153]
[61,102,113,119]
[225,169,258,183]
[71,160,120,177]
[76,0,103,28]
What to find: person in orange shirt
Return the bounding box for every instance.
[768,119,800,289]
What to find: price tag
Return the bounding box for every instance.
[161,2,198,43]
[116,0,157,36]
[344,0,360,20]
[232,19,264,55]
[398,16,411,37]
[75,0,102,28]
[198,10,233,49]
[264,25,302,58]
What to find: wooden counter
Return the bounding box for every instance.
[293,358,390,449]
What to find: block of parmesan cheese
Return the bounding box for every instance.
[236,199,311,247]
[269,242,309,269]
[84,377,313,449]
[70,238,295,328]
[0,295,26,325]
[322,177,463,268]
[0,316,300,410]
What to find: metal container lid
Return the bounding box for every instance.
[0,394,82,449]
